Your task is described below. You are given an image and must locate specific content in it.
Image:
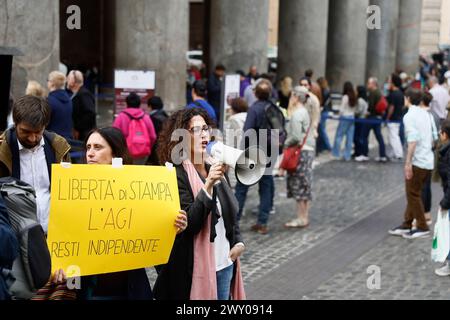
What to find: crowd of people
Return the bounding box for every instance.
[1,48,450,300]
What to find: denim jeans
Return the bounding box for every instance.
[235,175,274,226]
[332,117,355,161]
[317,111,332,153]
[216,264,234,300]
[361,120,386,158]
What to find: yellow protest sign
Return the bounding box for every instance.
[47,164,180,277]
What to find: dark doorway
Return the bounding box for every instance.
[59,0,115,86]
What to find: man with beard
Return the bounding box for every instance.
[0,95,71,234]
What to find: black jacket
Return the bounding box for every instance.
[148,109,169,165]
[150,109,169,136]
[438,142,450,209]
[153,165,243,300]
[78,268,152,300]
[71,87,97,141]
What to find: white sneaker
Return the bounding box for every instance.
[402,229,431,239]
[355,156,369,162]
[435,262,450,277]
[388,226,411,237]
[375,157,388,163]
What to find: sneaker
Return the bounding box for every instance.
[435,262,450,277]
[388,226,411,237]
[402,229,431,239]
[375,157,388,163]
[355,155,369,162]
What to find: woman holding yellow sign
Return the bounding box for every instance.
[154,108,246,300]
[51,127,187,300]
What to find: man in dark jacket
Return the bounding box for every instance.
[207,64,226,122]
[234,79,276,235]
[0,195,19,300]
[67,70,97,141]
[47,71,73,140]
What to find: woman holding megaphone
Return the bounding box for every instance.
[154,108,246,300]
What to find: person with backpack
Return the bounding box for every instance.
[0,95,68,300]
[186,80,218,125]
[358,77,388,163]
[235,79,284,235]
[113,92,157,165]
[0,195,19,300]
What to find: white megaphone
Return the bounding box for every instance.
[207,141,267,186]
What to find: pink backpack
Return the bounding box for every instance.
[124,112,151,158]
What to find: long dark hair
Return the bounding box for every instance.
[157,108,214,165]
[85,127,132,165]
[357,85,368,102]
[343,82,357,107]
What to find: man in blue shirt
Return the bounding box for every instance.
[187,80,218,125]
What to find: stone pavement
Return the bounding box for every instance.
[120,103,449,300]
[146,153,449,300]
[241,158,450,300]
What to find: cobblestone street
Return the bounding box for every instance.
[145,122,450,300]
[240,157,450,300]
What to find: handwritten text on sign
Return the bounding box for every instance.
[47,164,180,277]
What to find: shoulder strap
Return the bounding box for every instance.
[299,126,311,150]
[123,111,145,121]
[43,133,56,181]
[192,100,203,108]
[8,129,20,180]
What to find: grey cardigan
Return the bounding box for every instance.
[285,107,315,150]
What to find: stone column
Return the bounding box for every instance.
[278,0,329,82]
[0,0,60,97]
[326,0,369,91]
[209,0,270,73]
[366,0,400,82]
[396,0,423,75]
[115,0,188,112]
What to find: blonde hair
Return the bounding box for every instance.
[25,80,47,98]
[280,76,293,97]
[48,71,66,90]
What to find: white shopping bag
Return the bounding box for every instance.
[431,209,450,263]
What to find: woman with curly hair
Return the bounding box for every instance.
[154,108,246,300]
